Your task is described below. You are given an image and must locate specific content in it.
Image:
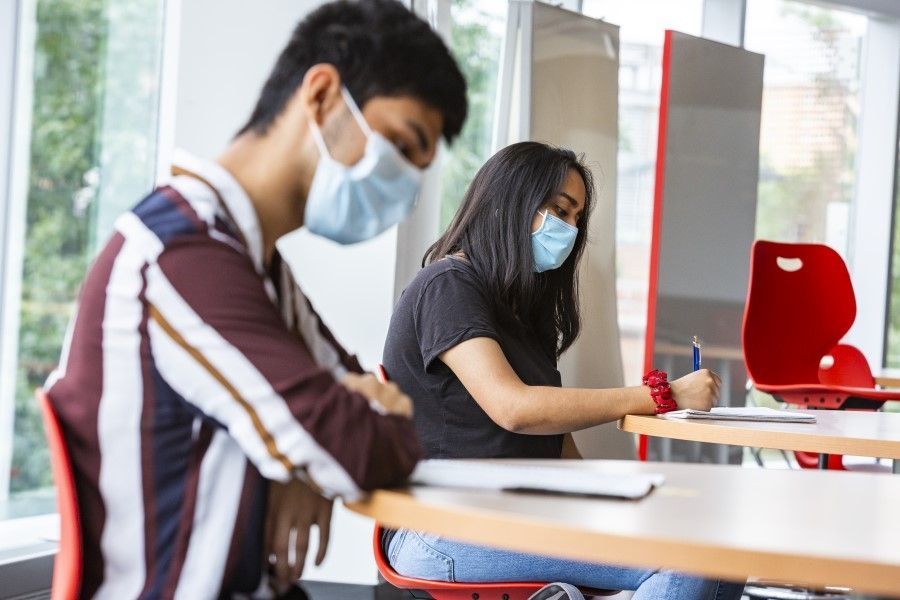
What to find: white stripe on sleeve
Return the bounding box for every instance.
[145,264,362,499]
[94,233,149,600]
[174,430,247,600]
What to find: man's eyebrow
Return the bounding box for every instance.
[406,119,430,153]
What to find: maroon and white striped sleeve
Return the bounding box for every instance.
[144,234,421,499]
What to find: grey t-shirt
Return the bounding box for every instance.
[383,256,564,460]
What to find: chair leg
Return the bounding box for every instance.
[780,449,793,468]
[751,447,765,468]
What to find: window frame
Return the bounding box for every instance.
[0,0,59,588]
[848,17,900,370]
[0,0,16,508]
[0,0,33,510]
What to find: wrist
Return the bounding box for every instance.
[642,369,678,414]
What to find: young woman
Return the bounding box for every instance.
[381,142,743,599]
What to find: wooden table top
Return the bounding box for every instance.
[877,368,900,389]
[619,410,900,459]
[346,459,900,596]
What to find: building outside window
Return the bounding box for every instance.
[745,0,865,256]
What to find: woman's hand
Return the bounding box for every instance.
[265,478,333,589]
[669,369,722,411]
[341,373,413,417]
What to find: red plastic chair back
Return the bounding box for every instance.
[372,525,616,599]
[743,241,856,387]
[37,389,82,600]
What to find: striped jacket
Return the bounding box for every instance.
[46,150,421,599]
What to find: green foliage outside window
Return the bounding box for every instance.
[11,0,105,496]
[439,0,504,230]
[9,0,162,507]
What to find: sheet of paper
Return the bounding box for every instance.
[410,459,664,500]
[662,407,816,423]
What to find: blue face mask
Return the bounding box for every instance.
[531,210,578,273]
[304,87,424,245]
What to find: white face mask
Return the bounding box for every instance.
[303,86,424,245]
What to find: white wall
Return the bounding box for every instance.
[166,0,388,584]
[844,17,900,369]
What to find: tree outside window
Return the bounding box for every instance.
[3,0,164,518]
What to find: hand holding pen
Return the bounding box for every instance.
[667,336,721,411]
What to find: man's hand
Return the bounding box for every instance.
[670,369,721,411]
[342,373,413,417]
[265,478,333,589]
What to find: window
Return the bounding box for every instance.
[0,0,166,521]
[745,0,865,257]
[438,0,506,229]
[884,135,900,368]
[581,0,703,385]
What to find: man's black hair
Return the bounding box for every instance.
[239,0,467,142]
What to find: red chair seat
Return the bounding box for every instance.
[373,525,618,599]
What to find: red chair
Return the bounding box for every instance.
[373,525,618,599]
[742,241,900,469]
[36,389,82,600]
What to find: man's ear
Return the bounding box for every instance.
[296,64,343,129]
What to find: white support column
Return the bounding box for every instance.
[394,0,450,299]
[845,18,900,369]
[154,0,182,183]
[701,0,747,46]
[0,0,36,505]
[492,0,533,149]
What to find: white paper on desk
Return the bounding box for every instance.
[663,407,816,423]
[410,460,664,500]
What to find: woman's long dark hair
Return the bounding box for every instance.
[423,141,595,360]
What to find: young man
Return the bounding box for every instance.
[45,1,467,598]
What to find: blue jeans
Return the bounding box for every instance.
[388,529,744,600]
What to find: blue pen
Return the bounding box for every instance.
[692,336,702,371]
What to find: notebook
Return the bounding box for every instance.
[409,459,664,500]
[662,407,816,423]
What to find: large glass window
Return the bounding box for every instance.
[0,0,165,520]
[745,0,865,257]
[884,136,900,368]
[581,0,703,385]
[438,0,506,229]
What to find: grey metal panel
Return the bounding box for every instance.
[527,3,632,459]
[656,33,763,304]
[648,31,764,464]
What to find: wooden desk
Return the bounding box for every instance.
[651,341,745,463]
[346,459,900,596]
[620,410,900,472]
[876,368,900,389]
